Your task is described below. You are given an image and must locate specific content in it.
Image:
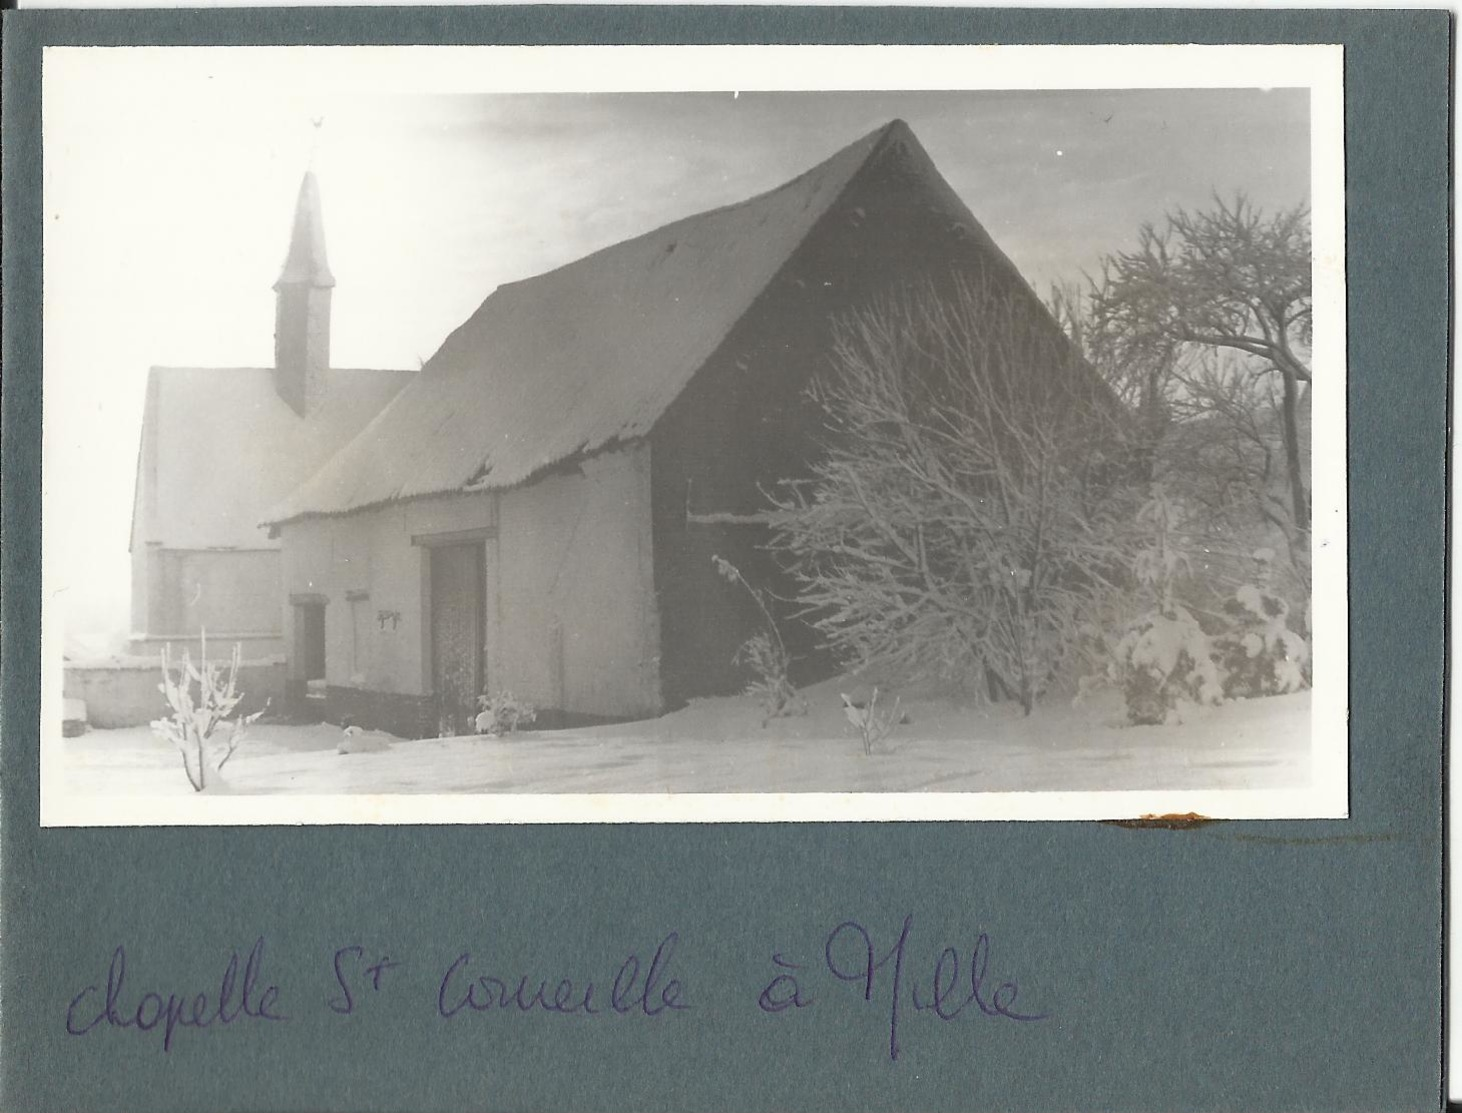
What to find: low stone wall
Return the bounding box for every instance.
[64,656,286,729]
[128,633,285,661]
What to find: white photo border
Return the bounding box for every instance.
[38,42,1346,825]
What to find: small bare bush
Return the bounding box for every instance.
[150,636,267,792]
[840,689,903,756]
[714,555,807,725]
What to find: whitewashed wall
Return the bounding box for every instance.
[277,443,660,719]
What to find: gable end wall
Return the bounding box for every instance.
[648,149,1068,707]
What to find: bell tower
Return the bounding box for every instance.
[273,170,334,416]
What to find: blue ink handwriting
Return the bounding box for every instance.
[759,914,1047,1060]
[65,921,1042,1062]
[66,937,285,1053]
[329,945,403,1015]
[438,932,689,1020]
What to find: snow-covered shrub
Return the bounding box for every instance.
[1214,582,1309,698]
[1103,606,1225,725]
[475,692,537,737]
[1086,488,1224,725]
[150,635,267,792]
[769,275,1137,714]
[714,555,807,725]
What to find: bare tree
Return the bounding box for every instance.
[1162,351,1311,606]
[1087,194,1312,587]
[1050,277,1174,471]
[770,271,1136,713]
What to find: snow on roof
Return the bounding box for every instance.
[136,366,411,550]
[264,120,957,526]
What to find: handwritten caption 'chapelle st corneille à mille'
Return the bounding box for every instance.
[65,914,1047,1062]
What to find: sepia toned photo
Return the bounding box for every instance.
[39,44,1346,824]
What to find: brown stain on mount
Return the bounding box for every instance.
[1105,812,1215,831]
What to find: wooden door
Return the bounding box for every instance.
[296,602,326,681]
[429,542,485,735]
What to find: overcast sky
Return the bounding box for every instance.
[43,58,1309,644]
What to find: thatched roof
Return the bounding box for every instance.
[133,366,410,550]
[267,119,1004,527]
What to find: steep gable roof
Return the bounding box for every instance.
[134,367,411,550]
[264,120,1026,527]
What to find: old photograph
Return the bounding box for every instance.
[38,45,1346,823]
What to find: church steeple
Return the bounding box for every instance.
[273,171,335,416]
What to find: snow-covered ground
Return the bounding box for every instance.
[48,680,1310,797]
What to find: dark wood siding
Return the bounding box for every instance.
[648,146,989,708]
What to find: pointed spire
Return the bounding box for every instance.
[275,171,335,290]
[273,170,334,416]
